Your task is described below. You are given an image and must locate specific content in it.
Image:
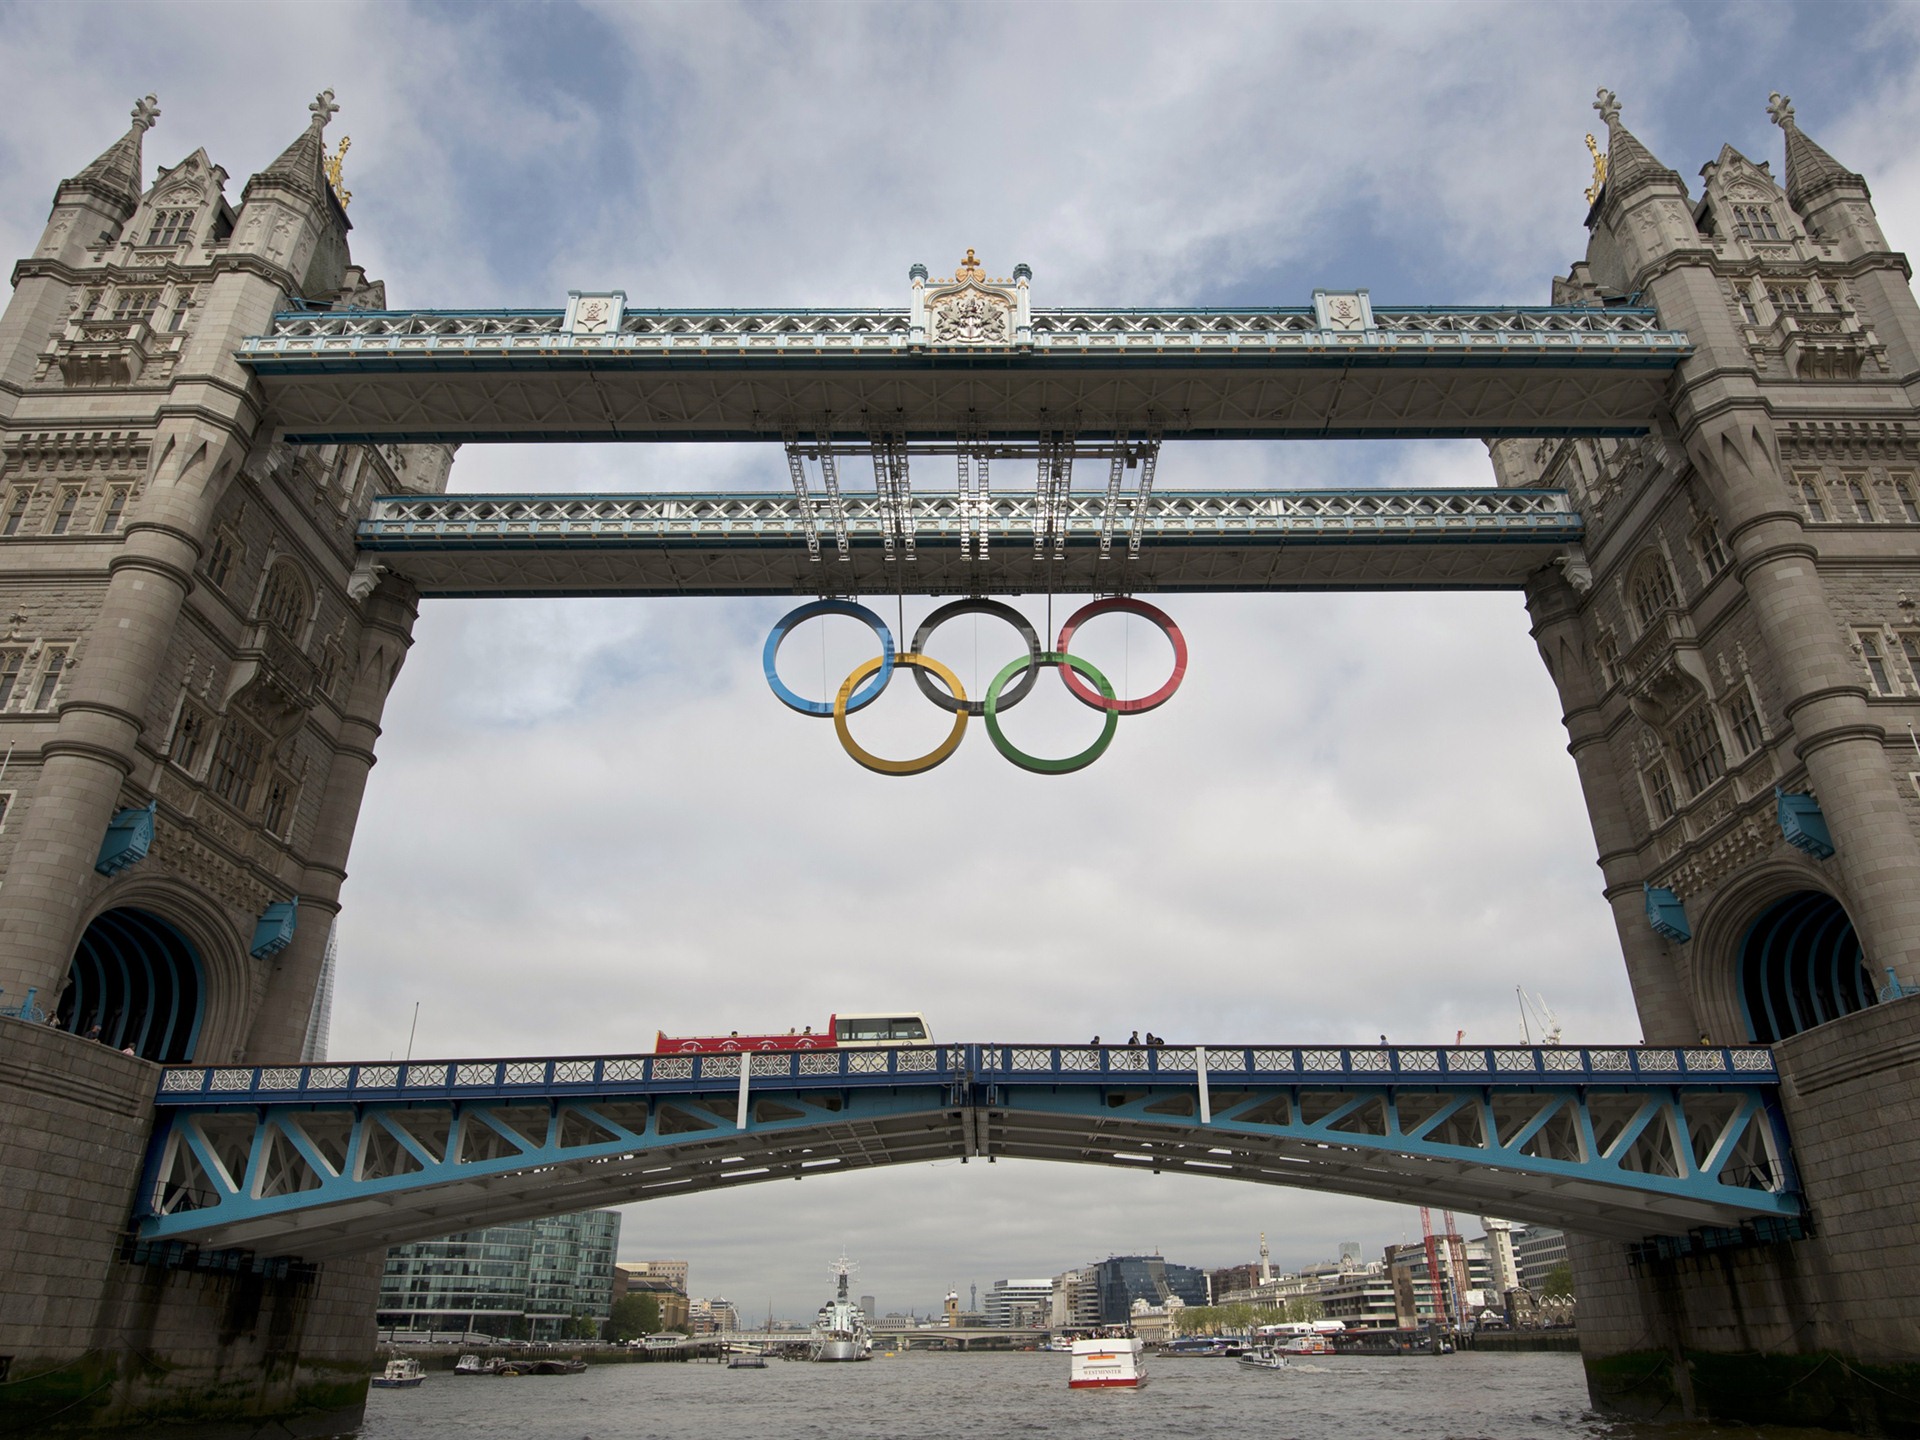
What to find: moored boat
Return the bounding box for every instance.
[809,1254,873,1362]
[370,1356,425,1389]
[1068,1334,1147,1389]
[452,1353,493,1376]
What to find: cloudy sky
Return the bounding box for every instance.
[4,0,1916,1321]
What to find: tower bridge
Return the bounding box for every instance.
[2,85,1920,1434]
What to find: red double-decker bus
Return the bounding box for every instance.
[653,1013,932,1054]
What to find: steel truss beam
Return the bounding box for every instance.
[137,1042,1797,1259]
[239,306,1689,443]
[354,487,1583,597]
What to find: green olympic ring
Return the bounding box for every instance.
[982,651,1120,775]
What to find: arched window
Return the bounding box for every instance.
[258,560,311,637]
[1630,555,1677,630]
[57,907,203,1062]
[1739,891,1876,1042]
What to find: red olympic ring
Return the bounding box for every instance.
[1053,597,1188,714]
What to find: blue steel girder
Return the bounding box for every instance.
[353,488,1584,598]
[137,1043,1798,1259]
[239,305,1691,444]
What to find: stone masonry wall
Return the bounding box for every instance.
[0,1018,381,1435]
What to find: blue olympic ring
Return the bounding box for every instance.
[762,599,896,716]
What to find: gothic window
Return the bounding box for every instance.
[2,488,30,536]
[31,647,67,711]
[1859,632,1896,695]
[111,289,162,323]
[206,526,240,589]
[1733,204,1783,241]
[1893,475,1920,523]
[0,791,12,829]
[1767,282,1814,313]
[48,489,80,535]
[1644,757,1678,823]
[207,716,265,809]
[1630,556,1677,631]
[0,649,23,710]
[169,704,210,773]
[1693,517,1730,576]
[167,290,195,333]
[258,560,312,637]
[98,487,129,534]
[261,773,297,837]
[1738,291,1760,325]
[1673,706,1727,796]
[145,209,196,247]
[1844,473,1874,521]
[1594,629,1620,688]
[1899,631,1920,687]
[1727,688,1765,756]
[1798,475,1829,522]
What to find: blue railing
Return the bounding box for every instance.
[155,1041,1776,1106]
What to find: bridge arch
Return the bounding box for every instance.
[58,880,253,1062]
[1734,889,1876,1043]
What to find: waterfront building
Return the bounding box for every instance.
[982,1278,1053,1328]
[1129,1295,1184,1344]
[1513,1226,1570,1293]
[1480,1218,1522,1296]
[1385,1237,1496,1326]
[377,1210,619,1339]
[612,1265,690,1333]
[1049,1269,1102,1330]
[1207,1262,1261,1301]
[707,1298,741,1332]
[620,1258,690,1294]
[1313,1263,1400,1332]
[1090,1255,1208,1324]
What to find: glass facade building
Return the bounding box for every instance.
[378,1210,620,1340]
[1090,1255,1208,1324]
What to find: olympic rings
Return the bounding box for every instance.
[910,598,1043,716]
[984,652,1119,775]
[763,599,894,716]
[833,653,969,776]
[1053,597,1188,714]
[764,597,1186,775]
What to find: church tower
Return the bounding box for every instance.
[1495,92,1920,1428]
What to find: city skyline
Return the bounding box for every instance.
[3,0,1914,1321]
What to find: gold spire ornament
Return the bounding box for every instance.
[325,135,352,208]
[955,248,985,282]
[1584,132,1608,205]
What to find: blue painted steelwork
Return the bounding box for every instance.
[249,900,299,960]
[136,1041,1797,1258]
[94,801,155,877]
[1739,892,1875,1042]
[1776,790,1837,859]
[1645,884,1692,943]
[64,909,204,1062]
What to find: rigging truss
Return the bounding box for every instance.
[138,1041,1797,1260]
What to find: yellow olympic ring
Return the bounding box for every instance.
[832,653,969,776]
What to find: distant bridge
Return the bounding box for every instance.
[137,1042,1797,1259]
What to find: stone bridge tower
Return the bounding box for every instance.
[1497,92,1920,1428]
[0,92,450,1064]
[0,94,448,1433]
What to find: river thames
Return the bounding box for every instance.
[358,1351,1833,1439]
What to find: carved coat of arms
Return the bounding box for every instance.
[913,249,1028,349]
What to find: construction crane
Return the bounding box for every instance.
[1516,988,1563,1045]
[1441,1210,1473,1331]
[1418,1207,1446,1333]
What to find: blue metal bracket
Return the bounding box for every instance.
[95,801,156,877]
[1776,789,1836,860]
[249,899,299,960]
[1646,883,1691,943]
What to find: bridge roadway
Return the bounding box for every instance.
[242,304,1690,444]
[354,488,1582,597]
[136,1041,1797,1260]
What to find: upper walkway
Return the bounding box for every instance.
[138,1040,1797,1260]
[241,300,1690,444]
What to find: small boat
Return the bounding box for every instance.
[452,1353,492,1376]
[370,1356,425,1389]
[1278,1332,1334,1356]
[728,1346,768,1369]
[1237,1346,1289,1370]
[1069,1334,1147,1389]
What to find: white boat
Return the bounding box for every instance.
[809,1254,873,1362]
[370,1356,425,1389]
[452,1353,491,1376]
[1237,1346,1290,1370]
[1068,1334,1147,1389]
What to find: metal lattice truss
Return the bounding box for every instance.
[239,305,1689,443]
[139,1042,1797,1259]
[354,487,1582,597]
